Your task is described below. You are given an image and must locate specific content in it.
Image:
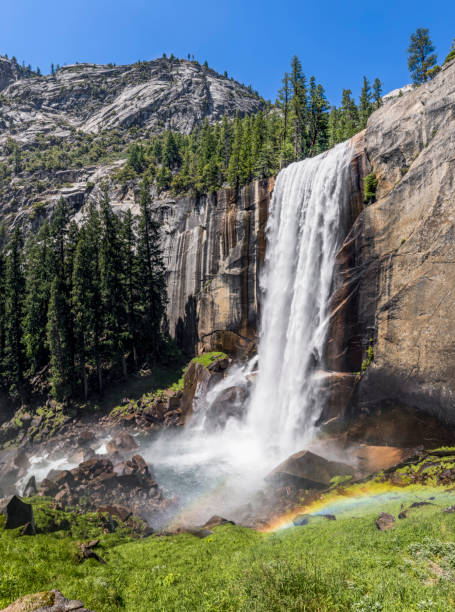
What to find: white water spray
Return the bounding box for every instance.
[247,141,353,455]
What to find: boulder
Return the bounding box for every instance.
[267,450,354,490]
[5,496,36,533]
[23,475,37,497]
[2,589,92,611]
[106,432,138,455]
[202,515,235,529]
[376,512,395,531]
[204,385,248,429]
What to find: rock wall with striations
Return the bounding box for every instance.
[155,179,273,355]
[327,59,455,428]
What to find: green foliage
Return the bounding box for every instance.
[408,28,438,85]
[0,188,168,403]
[3,493,455,610]
[361,337,374,373]
[444,39,455,65]
[363,172,378,203]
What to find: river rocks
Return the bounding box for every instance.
[376,512,395,531]
[2,589,92,611]
[267,450,354,490]
[38,455,171,522]
[5,495,36,533]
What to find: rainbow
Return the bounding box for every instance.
[262,481,455,533]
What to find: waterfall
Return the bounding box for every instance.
[140,140,354,524]
[246,140,353,456]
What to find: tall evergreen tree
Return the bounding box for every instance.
[135,180,167,360]
[23,222,52,374]
[290,56,308,158]
[2,228,25,392]
[308,77,329,156]
[359,76,372,129]
[372,78,383,109]
[98,187,125,373]
[47,275,74,401]
[407,28,438,85]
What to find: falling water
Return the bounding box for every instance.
[140,140,354,524]
[247,140,353,455]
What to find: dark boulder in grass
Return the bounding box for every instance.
[376,512,395,531]
[5,495,36,534]
[267,450,354,490]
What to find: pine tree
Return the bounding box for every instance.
[23,222,52,374]
[308,77,329,156]
[277,72,291,166]
[98,187,125,373]
[135,180,167,361]
[3,228,25,392]
[290,56,308,158]
[47,276,74,401]
[121,210,138,368]
[407,28,438,85]
[444,38,455,65]
[339,89,359,141]
[359,76,372,129]
[227,115,243,189]
[72,207,103,397]
[372,78,383,109]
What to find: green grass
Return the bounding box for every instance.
[2,489,455,611]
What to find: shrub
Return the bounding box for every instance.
[363,172,378,204]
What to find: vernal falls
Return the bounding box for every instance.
[141,140,354,527]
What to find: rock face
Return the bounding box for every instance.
[329,58,455,427]
[0,58,263,143]
[158,178,272,353]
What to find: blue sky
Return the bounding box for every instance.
[2,0,454,105]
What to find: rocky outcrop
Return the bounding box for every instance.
[328,59,455,429]
[0,58,263,144]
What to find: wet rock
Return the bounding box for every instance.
[5,496,36,533]
[292,514,310,526]
[376,512,395,531]
[204,385,248,429]
[203,515,235,529]
[77,430,96,446]
[106,432,138,455]
[23,475,37,497]
[267,450,354,490]
[409,501,434,509]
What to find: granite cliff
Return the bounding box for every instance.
[327,57,455,431]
